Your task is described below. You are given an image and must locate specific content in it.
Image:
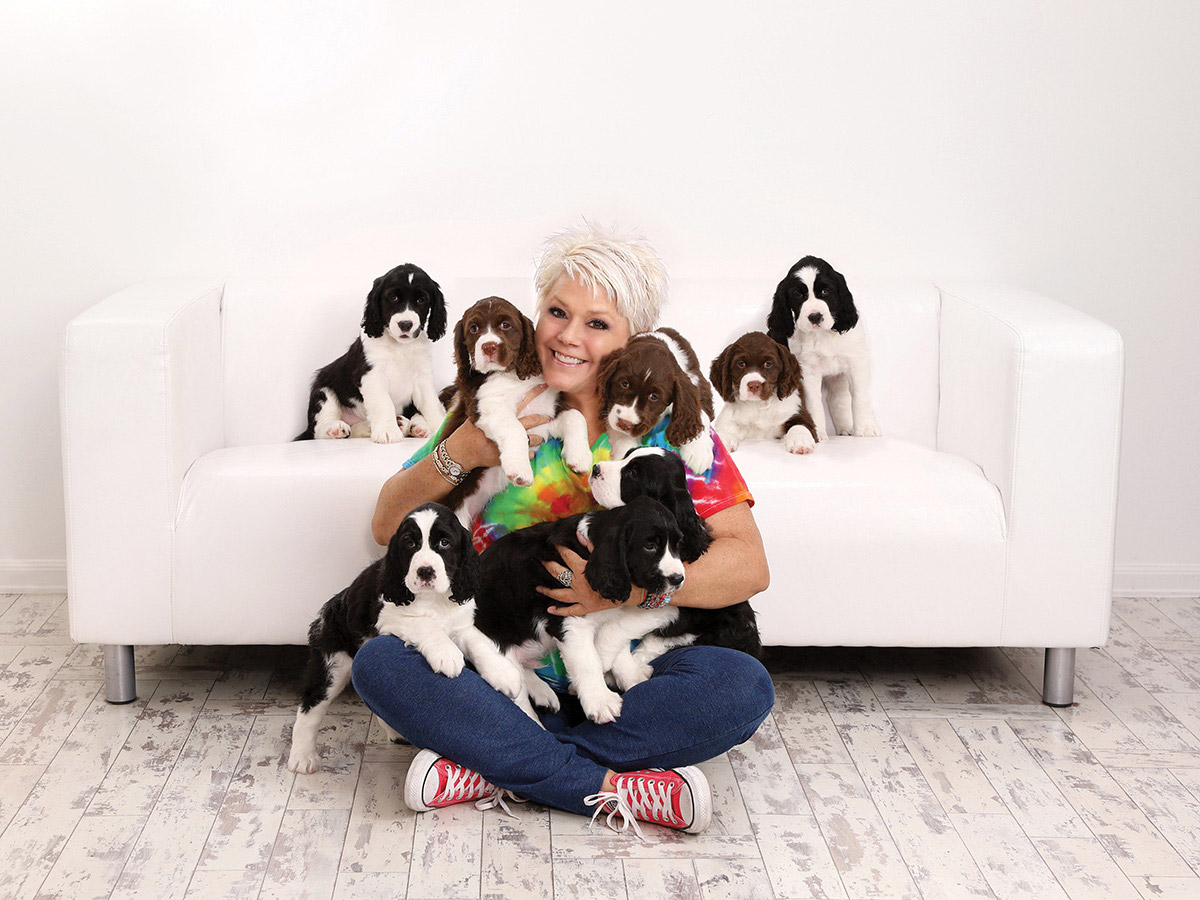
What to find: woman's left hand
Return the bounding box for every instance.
[540,534,621,617]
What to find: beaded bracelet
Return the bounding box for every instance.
[638,589,673,610]
[432,440,469,486]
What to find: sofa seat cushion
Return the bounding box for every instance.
[735,437,1007,647]
[173,439,421,644]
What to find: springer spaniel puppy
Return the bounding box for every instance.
[287,503,525,774]
[766,256,881,441]
[440,297,592,527]
[472,496,687,724]
[710,332,819,454]
[588,447,762,689]
[598,328,717,476]
[297,263,447,442]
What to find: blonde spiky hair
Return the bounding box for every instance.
[534,222,668,334]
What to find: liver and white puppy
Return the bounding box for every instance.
[710,331,819,454]
[766,256,881,441]
[297,263,447,442]
[473,496,686,724]
[440,297,592,526]
[287,503,524,774]
[598,328,716,475]
[589,447,762,689]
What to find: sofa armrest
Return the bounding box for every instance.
[61,279,225,644]
[936,282,1124,646]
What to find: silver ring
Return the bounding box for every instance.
[556,568,574,588]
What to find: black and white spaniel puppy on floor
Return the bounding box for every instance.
[472,495,687,724]
[598,328,717,476]
[710,332,819,454]
[287,503,525,774]
[440,297,592,526]
[296,263,447,443]
[766,256,881,441]
[588,447,762,689]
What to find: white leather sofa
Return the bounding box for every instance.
[61,273,1124,707]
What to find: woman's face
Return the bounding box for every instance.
[536,274,632,400]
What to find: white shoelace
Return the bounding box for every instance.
[584,791,647,841]
[439,763,491,804]
[475,786,528,820]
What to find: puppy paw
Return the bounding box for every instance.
[579,687,624,724]
[502,457,535,487]
[526,675,561,712]
[320,421,351,439]
[287,743,320,774]
[784,425,816,455]
[371,418,405,444]
[814,425,830,441]
[407,415,431,439]
[611,656,654,692]
[718,432,740,452]
[478,657,524,699]
[680,439,714,476]
[563,445,593,475]
[424,644,465,678]
[853,420,881,437]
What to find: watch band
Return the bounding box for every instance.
[432,440,468,486]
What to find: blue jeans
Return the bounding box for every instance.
[350,636,775,816]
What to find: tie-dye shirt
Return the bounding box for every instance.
[401,415,753,690]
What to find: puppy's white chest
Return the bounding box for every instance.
[364,337,427,403]
[793,330,853,377]
[729,393,800,437]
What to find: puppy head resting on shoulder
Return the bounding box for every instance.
[589,446,712,563]
[767,255,858,342]
[710,331,803,403]
[381,502,478,605]
[582,494,687,604]
[453,296,541,383]
[598,335,706,448]
[362,263,447,343]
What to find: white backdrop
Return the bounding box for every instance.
[2,1,1198,594]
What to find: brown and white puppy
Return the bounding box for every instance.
[598,328,717,475]
[710,331,819,454]
[440,297,592,526]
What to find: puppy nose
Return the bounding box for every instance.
[747,380,763,395]
[591,465,601,479]
[416,566,435,582]
[807,312,823,325]
[666,573,685,589]
[398,320,413,332]
[481,341,499,357]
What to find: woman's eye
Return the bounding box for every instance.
[588,320,609,331]
[549,307,566,318]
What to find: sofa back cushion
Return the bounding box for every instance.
[221,274,940,449]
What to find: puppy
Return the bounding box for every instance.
[766,256,881,441]
[588,447,762,689]
[297,263,447,443]
[598,328,717,475]
[440,297,592,526]
[710,332,819,454]
[287,502,525,774]
[472,496,686,724]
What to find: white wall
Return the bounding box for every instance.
[3,1,1198,593]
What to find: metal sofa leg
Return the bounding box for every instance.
[1042,648,1076,707]
[104,644,137,704]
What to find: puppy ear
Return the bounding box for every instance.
[448,520,479,603]
[767,279,796,344]
[426,278,448,342]
[665,372,705,448]
[709,344,737,402]
[831,270,858,333]
[515,314,542,380]
[596,349,625,420]
[453,316,474,383]
[381,531,415,606]
[667,484,712,562]
[776,343,804,398]
[362,275,387,338]
[583,533,632,603]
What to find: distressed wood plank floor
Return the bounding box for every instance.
[2,593,1199,899]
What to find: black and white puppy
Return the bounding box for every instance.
[473,496,686,724]
[287,502,524,774]
[296,263,448,443]
[710,332,819,454]
[766,256,881,441]
[589,447,762,689]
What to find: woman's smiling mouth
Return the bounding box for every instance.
[552,350,586,366]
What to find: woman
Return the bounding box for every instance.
[355,224,773,835]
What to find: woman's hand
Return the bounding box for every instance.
[444,383,551,470]
[539,532,623,617]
